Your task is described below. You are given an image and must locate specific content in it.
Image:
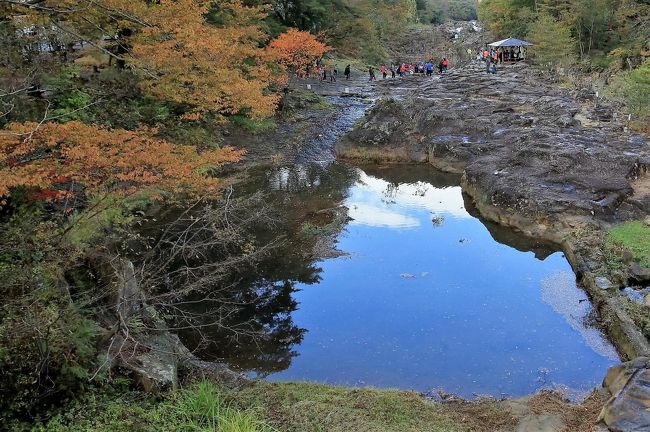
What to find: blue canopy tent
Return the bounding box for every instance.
[488,38,534,48]
[488,38,533,61]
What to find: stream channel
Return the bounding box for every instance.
[173,96,619,399]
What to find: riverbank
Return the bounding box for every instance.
[42,377,611,432]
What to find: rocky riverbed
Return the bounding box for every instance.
[330,61,650,431]
[129,50,650,430]
[338,62,649,222]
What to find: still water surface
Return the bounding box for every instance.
[186,164,619,397]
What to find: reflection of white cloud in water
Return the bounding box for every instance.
[541,271,619,360]
[346,170,472,228]
[348,203,420,228]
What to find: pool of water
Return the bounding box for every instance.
[179,163,618,398]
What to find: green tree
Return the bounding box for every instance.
[563,0,613,57]
[607,59,650,117]
[448,0,477,21]
[527,11,577,68]
[478,0,536,39]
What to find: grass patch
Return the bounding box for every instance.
[224,381,464,432]
[608,221,650,268]
[302,93,332,110]
[337,146,408,163]
[36,378,619,432]
[600,241,625,274]
[36,380,518,432]
[285,89,333,111]
[173,381,274,432]
[40,381,274,432]
[301,221,321,235]
[229,115,277,134]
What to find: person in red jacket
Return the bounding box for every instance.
[441,58,449,73]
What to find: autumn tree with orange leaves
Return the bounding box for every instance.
[2,0,283,119]
[0,0,292,204]
[130,0,283,118]
[0,121,243,204]
[268,28,330,76]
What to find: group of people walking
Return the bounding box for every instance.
[313,58,339,82]
[474,46,523,64]
[369,58,450,81]
[305,44,525,83]
[306,55,455,84]
[310,60,352,82]
[297,30,536,84]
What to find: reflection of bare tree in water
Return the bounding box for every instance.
[128,163,357,375]
[381,180,429,203]
[382,183,398,204]
[412,182,429,197]
[131,190,316,375]
[175,252,322,375]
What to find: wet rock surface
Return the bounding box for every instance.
[599,357,650,431]
[337,63,649,223]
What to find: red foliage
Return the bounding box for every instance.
[0,121,244,201]
[268,29,330,75]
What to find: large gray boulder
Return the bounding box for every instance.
[599,357,650,431]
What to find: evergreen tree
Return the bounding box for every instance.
[527,11,576,68]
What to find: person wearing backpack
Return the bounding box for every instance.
[368,67,376,81]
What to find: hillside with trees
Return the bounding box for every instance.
[478,0,649,126]
[416,0,478,24]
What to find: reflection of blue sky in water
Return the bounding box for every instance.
[267,168,618,397]
[347,171,470,229]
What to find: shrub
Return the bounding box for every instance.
[0,211,101,424]
[607,59,650,118]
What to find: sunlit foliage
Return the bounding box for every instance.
[0,121,243,201]
[268,28,330,74]
[129,0,282,117]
